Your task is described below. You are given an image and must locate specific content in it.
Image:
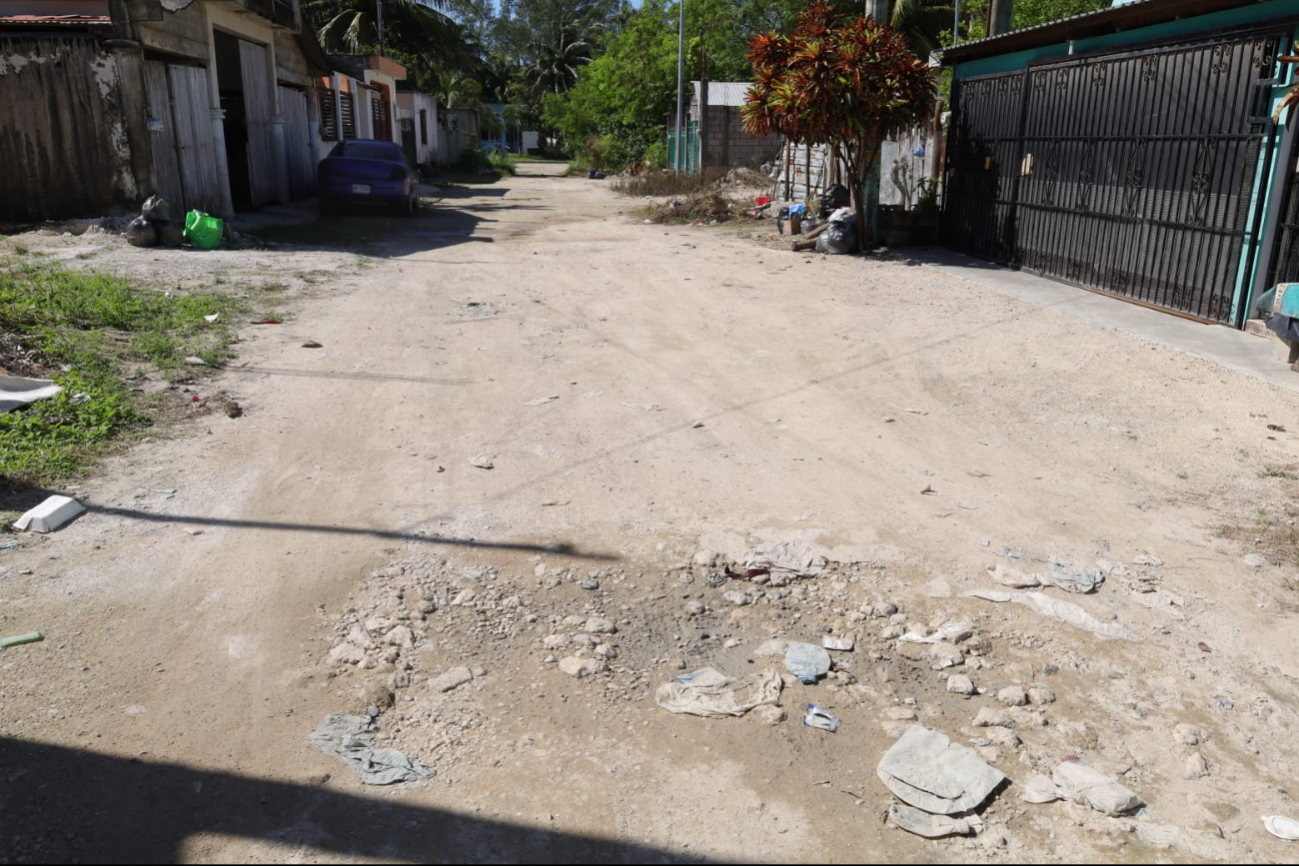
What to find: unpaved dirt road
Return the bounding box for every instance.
[4,162,1299,864]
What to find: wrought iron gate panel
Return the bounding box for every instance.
[944,31,1285,323]
[941,70,1026,264]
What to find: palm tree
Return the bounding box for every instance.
[305,0,471,71]
[889,0,955,58]
[524,23,592,97]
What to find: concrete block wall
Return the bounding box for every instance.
[700,107,781,170]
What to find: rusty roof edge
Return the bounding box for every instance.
[941,0,1259,65]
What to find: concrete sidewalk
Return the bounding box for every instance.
[916,248,1298,392]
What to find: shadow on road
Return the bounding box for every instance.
[83,505,620,561]
[0,737,704,864]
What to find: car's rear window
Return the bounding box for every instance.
[330,141,403,161]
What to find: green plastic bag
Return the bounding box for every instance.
[183,210,223,250]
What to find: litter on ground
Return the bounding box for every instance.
[876,725,1006,816]
[654,667,782,718]
[307,714,435,785]
[13,495,85,533]
[0,376,62,414]
[963,588,1139,642]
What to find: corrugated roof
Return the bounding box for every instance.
[692,81,753,107]
[0,14,110,23]
[942,0,1265,65]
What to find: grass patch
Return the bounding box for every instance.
[0,255,247,488]
[1262,465,1299,480]
[487,150,517,176]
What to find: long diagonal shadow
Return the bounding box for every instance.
[86,506,619,562]
[226,366,474,385]
[0,737,706,864]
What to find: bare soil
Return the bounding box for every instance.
[2,163,1299,864]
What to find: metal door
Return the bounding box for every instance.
[944,30,1286,324]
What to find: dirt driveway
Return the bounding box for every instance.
[3,161,1299,864]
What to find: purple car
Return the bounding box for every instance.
[317,140,420,216]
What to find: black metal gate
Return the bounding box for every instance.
[943,30,1287,324]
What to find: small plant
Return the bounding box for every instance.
[1262,465,1298,480]
[585,135,607,171]
[487,149,517,176]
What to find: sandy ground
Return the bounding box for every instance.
[3,162,1299,864]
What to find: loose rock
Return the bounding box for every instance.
[430,666,474,693]
[559,657,606,678]
[998,686,1029,707]
[947,674,977,696]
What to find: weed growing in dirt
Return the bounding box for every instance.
[487,150,517,176]
[0,256,247,487]
[640,192,735,224]
[1261,465,1298,480]
[261,281,289,293]
[612,167,731,198]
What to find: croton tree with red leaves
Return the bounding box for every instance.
[743,3,937,251]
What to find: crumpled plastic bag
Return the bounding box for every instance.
[1048,560,1104,593]
[963,589,1138,642]
[307,714,436,785]
[877,725,1006,815]
[888,801,977,838]
[655,667,782,718]
[1052,758,1142,816]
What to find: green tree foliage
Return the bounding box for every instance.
[305,0,475,91]
[955,0,1110,42]
[744,2,936,249]
[541,0,809,167]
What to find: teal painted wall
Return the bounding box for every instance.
[954,0,1297,79]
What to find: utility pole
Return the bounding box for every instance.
[377,0,385,55]
[952,0,961,46]
[674,0,685,175]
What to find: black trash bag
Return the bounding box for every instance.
[155,220,184,248]
[820,183,850,213]
[124,216,158,248]
[141,195,171,223]
[592,171,607,179]
[587,167,597,179]
[815,211,857,255]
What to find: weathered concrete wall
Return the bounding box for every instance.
[438,107,479,166]
[273,29,309,84]
[700,106,780,171]
[138,1,209,62]
[0,34,139,221]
